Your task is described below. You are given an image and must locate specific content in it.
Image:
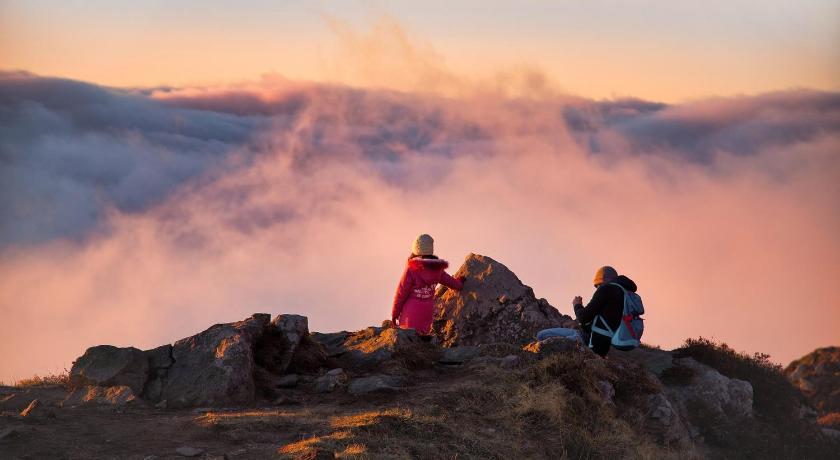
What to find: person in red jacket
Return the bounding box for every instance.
[391,234,465,338]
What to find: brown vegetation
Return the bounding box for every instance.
[4,370,70,389]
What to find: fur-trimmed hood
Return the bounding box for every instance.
[407,257,450,271]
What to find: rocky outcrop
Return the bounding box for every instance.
[70,345,149,395]
[433,253,576,347]
[312,326,436,371]
[670,358,753,419]
[785,346,840,415]
[160,313,271,408]
[621,346,755,446]
[63,312,339,408]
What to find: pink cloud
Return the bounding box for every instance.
[1,72,838,383]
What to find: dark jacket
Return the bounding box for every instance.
[574,275,637,357]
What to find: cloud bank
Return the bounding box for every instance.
[1,71,839,382]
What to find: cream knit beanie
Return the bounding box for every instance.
[411,234,434,256]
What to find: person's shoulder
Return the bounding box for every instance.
[599,283,624,297]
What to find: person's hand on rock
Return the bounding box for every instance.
[457,275,467,283]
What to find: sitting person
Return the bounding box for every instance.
[537,265,638,357]
[391,234,465,339]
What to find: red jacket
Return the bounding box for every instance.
[392,257,463,335]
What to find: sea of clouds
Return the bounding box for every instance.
[1,69,838,382]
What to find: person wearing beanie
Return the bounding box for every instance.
[572,266,638,357]
[391,234,465,338]
[535,265,638,357]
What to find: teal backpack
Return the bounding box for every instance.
[589,283,645,351]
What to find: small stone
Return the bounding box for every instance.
[176,446,205,457]
[226,448,248,457]
[439,346,480,364]
[19,399,40,417]
[314,370,346,393]
[155,400,167,409]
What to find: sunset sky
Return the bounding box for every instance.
[1,1,839,383]
[3,0,839,101]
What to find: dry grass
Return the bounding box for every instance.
[262,354,696,459]
[6,370,70,388]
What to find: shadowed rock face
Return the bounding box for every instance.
[433,253,576,347]
[161,313,271,408]
[786,346,840,414]
[70,345,149,395]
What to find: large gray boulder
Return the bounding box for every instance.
[666,357,754,420]
[70,345,149,395]
[348,375,403,394]
[621,347,755,445]
[160,313,271,408]
[433,254,576,346]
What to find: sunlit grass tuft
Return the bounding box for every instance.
[4,370,70,388]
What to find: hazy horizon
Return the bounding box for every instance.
[1,3,839,383]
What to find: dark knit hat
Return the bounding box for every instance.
[593,266,618,285]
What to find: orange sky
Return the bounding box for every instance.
[2,1,839,101]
